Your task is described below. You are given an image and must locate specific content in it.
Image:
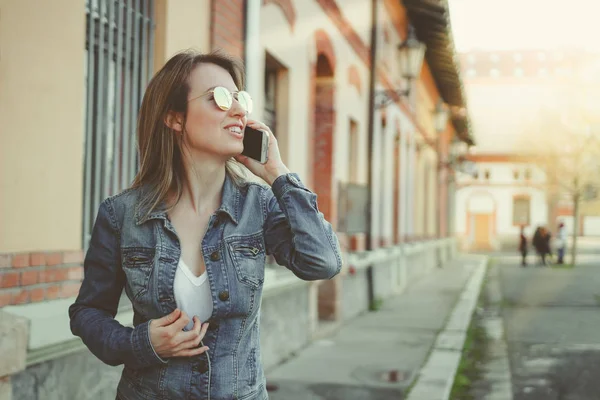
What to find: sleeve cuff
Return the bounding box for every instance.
[131,320,168,367]
[271,173,308,198]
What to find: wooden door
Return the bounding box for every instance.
[473,213,492,250]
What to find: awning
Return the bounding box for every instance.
[403,0,475,145]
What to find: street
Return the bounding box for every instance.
[483,238,600,400]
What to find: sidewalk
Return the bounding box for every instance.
[264,254,488,400]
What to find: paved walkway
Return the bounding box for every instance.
[265,254,488,400]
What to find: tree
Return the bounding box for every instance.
[526,108,600,266]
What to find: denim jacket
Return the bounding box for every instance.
[69,173,342,400]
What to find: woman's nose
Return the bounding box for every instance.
[229,98,247,117]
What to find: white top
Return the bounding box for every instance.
[173,258,213,331]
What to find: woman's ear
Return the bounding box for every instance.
[165,111,184,132]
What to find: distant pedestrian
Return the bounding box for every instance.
[519,226,528,267]
[556,222,567,264]
[532,226,552,266]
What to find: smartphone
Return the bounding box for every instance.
[242,126,269,164]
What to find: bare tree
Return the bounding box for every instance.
[526,108,600,266]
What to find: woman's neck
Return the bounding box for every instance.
[179,156,226,216]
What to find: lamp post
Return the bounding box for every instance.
[375,25,426,108]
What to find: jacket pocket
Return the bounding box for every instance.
[122,247,155,300]
[228,239,265,289]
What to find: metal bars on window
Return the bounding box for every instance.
[83,0,154,248]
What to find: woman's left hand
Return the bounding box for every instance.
[235,120,291,185]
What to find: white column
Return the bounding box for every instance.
[371,113,383,249]
[245,0,262,101]
[402,132,412,237]
[399,130,408,241]
[408,133,416,237]
[383,117,394,243]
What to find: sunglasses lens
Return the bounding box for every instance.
[237,91,253,114]
[213,87,233,110]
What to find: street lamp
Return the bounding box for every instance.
[398,25,427,81]
[375,25,426,108]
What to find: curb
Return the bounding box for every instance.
[406,255,489,400]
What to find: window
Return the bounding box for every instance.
[484,169,491,180]
[513,196,530,225]
[490,53,500,62]
[466,68,477,78]
[490,68,500,78]
[83,0,155,248]
[524,168,532,180]
[513,170,520,180]
[264,52,289,163]
[514,68,524,78]
[349,119,359,183]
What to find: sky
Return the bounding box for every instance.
[448,0,600,52]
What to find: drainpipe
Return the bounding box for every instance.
[365,0,379,307]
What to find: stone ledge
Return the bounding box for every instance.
[4,298,134,367]
[0,310,29,377]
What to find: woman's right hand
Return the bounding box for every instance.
[149,309,209,358]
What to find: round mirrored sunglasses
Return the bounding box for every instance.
[189,86,253,114]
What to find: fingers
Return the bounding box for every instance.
[174,345,210,358]
[151,308,181,328]
[177,317,205,343]
[174,319,210,353]
[246,120,274,138]
[171,310,191,333]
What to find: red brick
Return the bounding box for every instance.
[67,267,84,281]
[46,253,63,266]
[12,254,30,268]
[0,271,20,288]
[21,270,39,286]
[60,282,81,298]
[46,284,61,300]
[30,252,47,266]
[0,254,11,268]
[30,287,46,303]
[11,289,29,305]
[211,0,245,59]
[40,267,69,283]
[63,251,84,264]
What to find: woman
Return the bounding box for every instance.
[69,50,342,400]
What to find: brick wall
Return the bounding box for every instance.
[313,78,336,224]
[211,0,246,59]
[0,251,83,307]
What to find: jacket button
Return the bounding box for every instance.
[194,358,209,374]
[218,291,229,301]
[207,320,220,331]
[289,175,299,185]
[210,251,220,261]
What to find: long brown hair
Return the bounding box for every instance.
[132,49,247,218]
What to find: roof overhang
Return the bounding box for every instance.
[403,0,475,145]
